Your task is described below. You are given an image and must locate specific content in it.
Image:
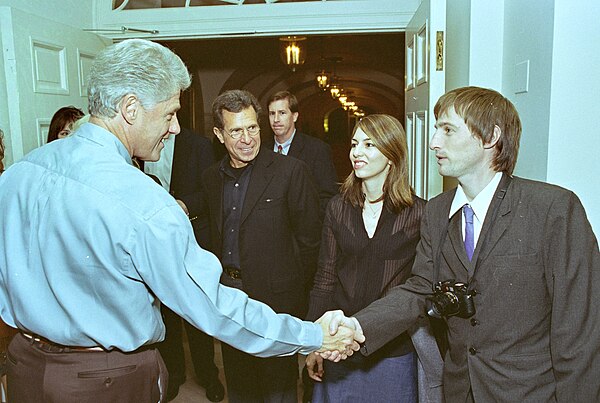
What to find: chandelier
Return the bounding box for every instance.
[279,36,306,72]
[316,70,329,90]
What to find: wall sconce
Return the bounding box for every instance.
[329,84,341,99]
[316,70,329,90]
[279,36,306,72]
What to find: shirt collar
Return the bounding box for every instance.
[449,172,503,221]
[76,123,133,165]
[274,129,296,149]
[219,153,255,175]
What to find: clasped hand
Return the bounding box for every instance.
[314,310,364,363]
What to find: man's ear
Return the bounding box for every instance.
[213,127,225,144]
[292,112,299,123]
[120,94,139,125]
[484,125,501,149]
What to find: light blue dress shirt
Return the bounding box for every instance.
[0,123,322,354]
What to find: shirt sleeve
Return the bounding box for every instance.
[544,191,600,401]
[130,203,323,357]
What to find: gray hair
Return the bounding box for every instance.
[88,39,191,118]
[212,90,262,130]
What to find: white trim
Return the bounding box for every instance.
[0,7,24,163]
[93,0,420,40]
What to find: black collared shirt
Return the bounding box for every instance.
[219,157,254,269]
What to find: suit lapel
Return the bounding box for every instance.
[240,150,274,225]
[473,174,514,265]
[446,210,472,272]
[288,132,305,158]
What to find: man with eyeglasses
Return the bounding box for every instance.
[201,89,322,403]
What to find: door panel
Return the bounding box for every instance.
[1,7,109,162]
[405,0,445,199]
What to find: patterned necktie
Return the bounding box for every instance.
[277,145,283,154]
[463,204,475,261]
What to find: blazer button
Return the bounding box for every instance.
[470,318,479,326]
[469,347,477,355]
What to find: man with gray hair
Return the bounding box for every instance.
[0,39,362,402]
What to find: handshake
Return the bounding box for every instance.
[314,310,364,362]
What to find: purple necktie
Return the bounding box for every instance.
[463,205,474,261]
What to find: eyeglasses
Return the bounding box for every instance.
[221,125,260,140]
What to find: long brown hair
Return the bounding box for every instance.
[47,106,84,143]
[340,114,414,213]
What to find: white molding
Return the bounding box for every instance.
[93,0,420,40]
[36,118,50,147]
[77,49,96,97]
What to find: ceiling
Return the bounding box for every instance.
[162,33,405,135]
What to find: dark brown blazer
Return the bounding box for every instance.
[264,132,338,218]
[355,174,600,402]
[201,149,321,318]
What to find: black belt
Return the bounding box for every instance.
[21,333,158,354]
[223,266,242,279]
[21,333,105,353]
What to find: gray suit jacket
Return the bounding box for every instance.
[355,174,600,403]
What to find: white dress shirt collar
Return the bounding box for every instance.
[274,129,296,155]
[449,172,503,244]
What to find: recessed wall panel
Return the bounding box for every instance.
[37,118,51,147]
[31,38,68,95]
[77,50,95,97]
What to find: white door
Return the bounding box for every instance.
[0,6,109,164]
[404,0,445,200]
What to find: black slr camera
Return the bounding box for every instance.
[427,280,476,319]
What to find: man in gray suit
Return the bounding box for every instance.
[326,86,599,402]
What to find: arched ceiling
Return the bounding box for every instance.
[162,33,405,139]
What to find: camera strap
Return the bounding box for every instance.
[432,173,512,289]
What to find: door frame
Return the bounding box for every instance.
[93,0,420,40]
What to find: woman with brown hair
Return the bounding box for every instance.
[46,106,84,143]
[305,114,438,402]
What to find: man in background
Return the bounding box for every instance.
[266,91,338,218]
[202,89,322,403]
[144,127,224,402]
[0,39,362,403]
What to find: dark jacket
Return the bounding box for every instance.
[355,174,600,403]
[201,149,321,317]
[264,131,338,218]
